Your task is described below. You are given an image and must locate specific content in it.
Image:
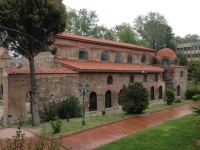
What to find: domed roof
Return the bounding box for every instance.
[156,48,177,59]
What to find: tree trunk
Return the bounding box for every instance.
[29,57,40,126]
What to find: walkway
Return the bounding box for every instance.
[0,101,199,150]
[61,101,199,150]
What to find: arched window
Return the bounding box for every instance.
[101,51,109,61]
[155,75,158,82]
[89,92,97,111]
[177,85,180,96]
[141,55,146,63]
[180,71,183,77]
[130,75,134,83]
[144,75,147,82]
[150,87,154,100]
[79,48,88,60]
[127,54,133,63]
[174,58,179,65]
[162,58,169,66]
[107,75,113,84]
[115,53,122,63]
[159,86,162,99]
[105,90,112,108]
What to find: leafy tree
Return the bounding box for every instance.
[114,23,138,44]
[175,34,200,44]
[188,61,200,89]
[92,25,116,40]
[134,12,170,50]
[119,82,149,114]
[66,9,99,36]
[0,0,67,126]
[164,26,176,50]
[175,51,187,66]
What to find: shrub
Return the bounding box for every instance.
[164,88,175,105]
[57,96,82,119]
[50,116,63,133]
[41,96,82,122]
[119,82,149,114]
[191,105,200,115]
[102,110,106,116]
[185,89,200,99]
[41,100,58,122]
[192,95,199,101]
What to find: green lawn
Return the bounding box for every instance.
[22,100,193,137]
[96,114,200,150]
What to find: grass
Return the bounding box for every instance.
[22,99,193,137]
[96,113,200,150]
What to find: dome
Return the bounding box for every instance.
[156,48,177,59]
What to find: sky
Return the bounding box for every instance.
[63,0,200,38]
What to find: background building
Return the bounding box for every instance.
[177,42,200,61]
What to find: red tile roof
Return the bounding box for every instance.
[3,68,77,75]
[55,59,164,73]
[156,48,177,59]
[55,33,155,52]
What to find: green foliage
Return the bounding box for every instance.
[192,105,200,115]
[50,117,63,133]
[175,34,200,44]
[41,96,82,122]
[164,88,175,105]
[175,51,187,66]
[192,95,199,101]
[102,110,106,116]
[57,96,82,119]
[119,82,149,114]
[134,12,173,50]
[41,100,58,122]
[185,89,200,99]
[0,115,62,149]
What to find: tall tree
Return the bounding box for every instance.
[66,9,99,36]
[164,26,176,50]
[0,0,67,126]
[175,51,187,66]
[175,34,200,44]
[134,12,169,50]
[114,23,138,44]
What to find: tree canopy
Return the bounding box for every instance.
[175,34,200,44]
[134,12,175,50]
[0,0,67,126]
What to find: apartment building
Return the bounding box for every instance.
[176,42,200,61]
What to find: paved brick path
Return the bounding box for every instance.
[0,101,199,150]
[61,101,199,150]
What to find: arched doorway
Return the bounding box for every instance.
[159,86,162,99]
[89,92,97,111]
[105,90,111,108]
[177,85,180,96]
[151,87,154,100]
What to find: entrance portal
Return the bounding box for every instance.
[89,92,97,111]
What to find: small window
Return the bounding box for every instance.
[127,54,133,63]
[115,53,122,63]
[174,58,179,65]
[144,75,147,82]
[180,71,183,77]
[162,58,169,66]
[79,48,88,60]
[130,75,134,83]
[141,55,146,63]
[155,75,158,82]
[107,75,113,84]
[101,51,109,61]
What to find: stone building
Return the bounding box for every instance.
[1,33,187,125]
